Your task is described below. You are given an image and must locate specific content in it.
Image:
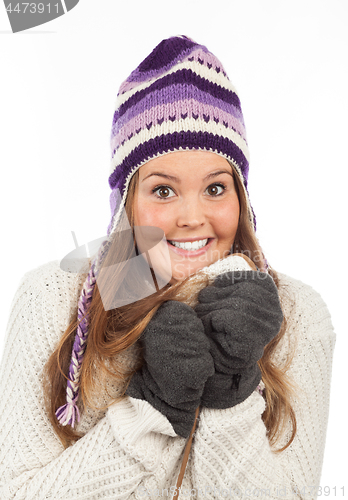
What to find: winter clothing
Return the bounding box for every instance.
[0,260,335,498]
[126,300,214,438]
[195,270,284,408]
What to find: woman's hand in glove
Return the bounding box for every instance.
[126,300,214,438]
[194,270,284,409]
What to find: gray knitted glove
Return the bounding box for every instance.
[194,271,283,409]
[126,300,214,437]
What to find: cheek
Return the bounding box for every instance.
[216,197,240,235]
[134,196,171,232]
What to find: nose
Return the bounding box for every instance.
[176,196,206,228]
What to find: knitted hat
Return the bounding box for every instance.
[107,35,255,235]
[56,35,256,428]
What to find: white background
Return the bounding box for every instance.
[0,0,347,494]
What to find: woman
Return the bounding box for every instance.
[0,35,335,499]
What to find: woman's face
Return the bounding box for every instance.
[134,150,240,283]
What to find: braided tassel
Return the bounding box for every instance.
[56,238,111,427]
[55,263,97,427]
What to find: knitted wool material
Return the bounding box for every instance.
[107,35,254,235]
[126,300,215,438]
[194,271,284,409]
[0,261,335,498]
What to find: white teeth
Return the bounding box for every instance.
[169,239,208,250]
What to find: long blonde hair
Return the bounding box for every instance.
[44,165,297,450]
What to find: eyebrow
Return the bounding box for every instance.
[142,169,233,183]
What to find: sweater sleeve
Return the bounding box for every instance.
[0,263,185,500]
[187,275,336,499]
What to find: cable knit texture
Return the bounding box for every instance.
[0,261,335,499]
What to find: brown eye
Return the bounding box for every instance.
[152,185,175,199]
[206,183,226,196]
[158,187,170,197]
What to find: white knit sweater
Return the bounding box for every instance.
[0,260,335,499]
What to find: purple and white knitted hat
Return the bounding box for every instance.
[107,35,255,235]
[56,35,256,428]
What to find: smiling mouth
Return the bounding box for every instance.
[167,238,213,251]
